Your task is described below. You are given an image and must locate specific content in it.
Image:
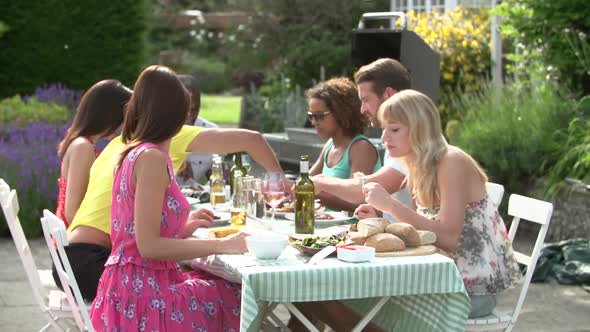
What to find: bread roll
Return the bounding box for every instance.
[208,228,240,238]
[357,218,390,237]
[417,230,437,245]
[385,223,421,247]
[364,233,406,252]
[346,231,368,246]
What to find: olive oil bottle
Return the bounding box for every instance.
[295,155,315,234]
[209,155,226,206]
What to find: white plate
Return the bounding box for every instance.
[284,211,354,225]
[274,203,324,217]
[212,211,231,224]
[186,197,200,206]
[272,210,292,218]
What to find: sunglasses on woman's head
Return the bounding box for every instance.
[307,111,331,121]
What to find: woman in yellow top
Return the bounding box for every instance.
[59,96,288,302]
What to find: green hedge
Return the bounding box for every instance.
[0,0,147,98]
[0,96,70,126]
[451,82,574,197]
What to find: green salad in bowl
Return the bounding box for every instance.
[289,235,346,255]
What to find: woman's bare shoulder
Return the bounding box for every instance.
[350,138,377,157]
[135,147,167,166]
[67,137,95,158]
[438,146,472,172]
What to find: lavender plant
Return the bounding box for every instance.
[0,122,68,237]
[24,83,82,112]
[0,88,72,238]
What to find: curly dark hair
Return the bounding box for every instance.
[306,77,366,137]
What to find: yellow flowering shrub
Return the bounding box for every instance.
[403,7,491,120]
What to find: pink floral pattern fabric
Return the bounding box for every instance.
[90,142,241,331]
[417,194,522,295]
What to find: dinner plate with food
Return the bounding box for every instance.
[284,210,354,226]
[185,196,201,206]
[275,201,325,217]
[210,211,231,227]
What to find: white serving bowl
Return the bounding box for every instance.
[246,235,288,260]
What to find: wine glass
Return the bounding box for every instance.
[261,172,286,221]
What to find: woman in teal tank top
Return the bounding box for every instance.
[322,134,382,179]
[305,77,382,211]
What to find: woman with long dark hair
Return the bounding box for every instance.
[56,79,131,227]
[89,65,246,331]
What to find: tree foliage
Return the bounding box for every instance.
[495,0,590,95]
[0,0,147,97]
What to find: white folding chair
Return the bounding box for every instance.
[486,182,505,208]
[0,179,76,332]
[466,194,553,332]
[41,209,95,332]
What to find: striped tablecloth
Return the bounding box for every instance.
[190,247,470,331]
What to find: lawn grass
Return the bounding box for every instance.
[199,94,242,125]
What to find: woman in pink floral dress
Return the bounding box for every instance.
[90,65,248,331]
[357,90,522,318]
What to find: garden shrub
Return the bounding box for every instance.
[0,0,147,98]
[405,7,491,123]
[243,77,308,133]
[544,96,590,197]
[182,56,232,94]
[451,81,574,198]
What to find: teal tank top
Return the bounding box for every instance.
[322,134,382,179]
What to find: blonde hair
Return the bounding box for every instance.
[378,90,487,208]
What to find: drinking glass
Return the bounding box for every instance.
[261,172,286,221]
[230,177,247,227]
[252,178,265,218]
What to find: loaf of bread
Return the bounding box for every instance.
[385,223,421,247]
[208,228,240,238]
[357,218,391,237]
[364,233,406,252]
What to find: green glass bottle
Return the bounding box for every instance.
[295,155,315,234]
[229,152,248,196]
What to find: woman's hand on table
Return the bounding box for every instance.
[354,204,379,219]
[219,231,250,254]
[191,208,215,223]
[183,209,215,238]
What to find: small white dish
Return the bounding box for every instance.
[246,235,288,260]
[337,245,375,263]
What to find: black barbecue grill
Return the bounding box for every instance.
[351,12,440,102]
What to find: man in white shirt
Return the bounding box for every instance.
[311,58,412,213]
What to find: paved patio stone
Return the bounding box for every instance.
[0,237,588,331]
